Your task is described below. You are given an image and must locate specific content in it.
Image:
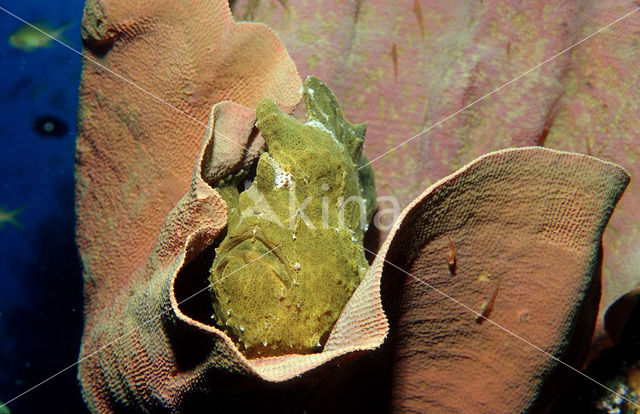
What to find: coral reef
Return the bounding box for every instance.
[75,0,631,412]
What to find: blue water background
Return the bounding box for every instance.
[0,0,87,412]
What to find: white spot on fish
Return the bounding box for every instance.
[274,164,293,189]
[305,119,341,146]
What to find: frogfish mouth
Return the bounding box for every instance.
[209,77,377,358]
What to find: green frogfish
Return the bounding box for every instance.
[209,76,376,358]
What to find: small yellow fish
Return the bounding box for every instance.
[8,21,73,52]
[0,205,25,230]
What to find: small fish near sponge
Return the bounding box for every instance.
[0,205,25,231]
[209,77,377,358]
[8,21,73,52]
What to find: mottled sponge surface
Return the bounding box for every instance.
[378,148,629,412]
[231,0,640,337]
[209,77,375,357]
[75,0,301,314]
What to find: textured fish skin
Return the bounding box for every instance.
[209,77,376,357]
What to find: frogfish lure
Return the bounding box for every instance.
[208,76,377,358]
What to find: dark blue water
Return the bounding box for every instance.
[0,1,87,412]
